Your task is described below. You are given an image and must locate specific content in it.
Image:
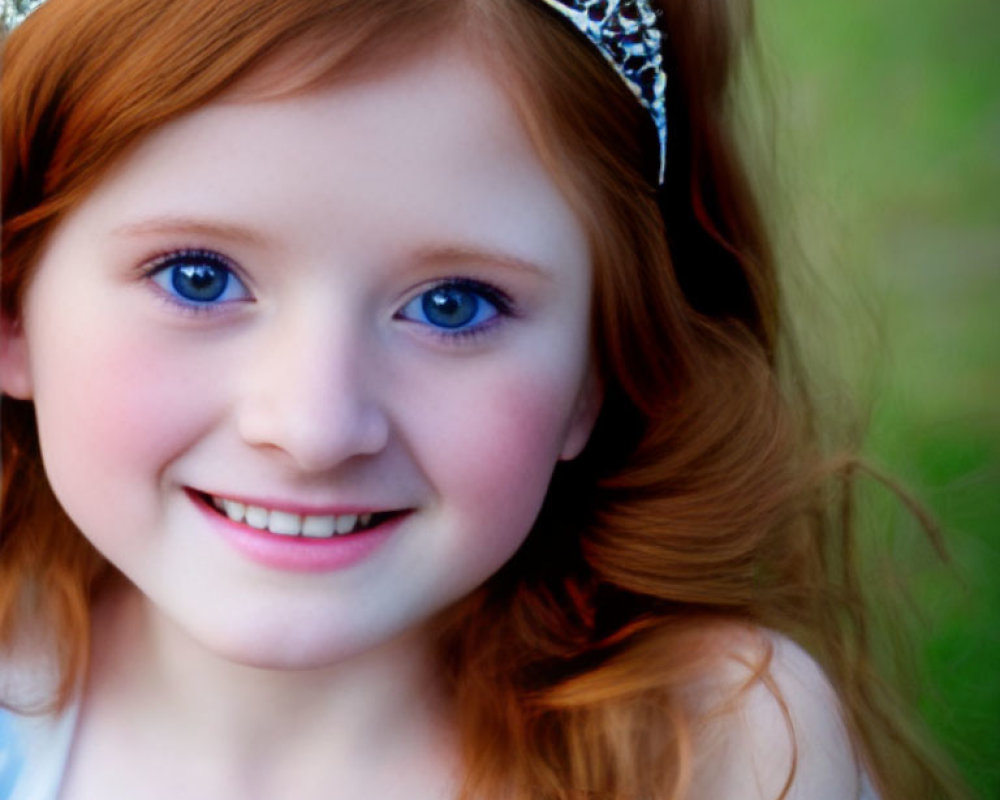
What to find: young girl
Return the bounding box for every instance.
[0,0,964,798]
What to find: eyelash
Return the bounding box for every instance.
[140,250,517,339]
[142,248,252,316]
[395,277,516,343]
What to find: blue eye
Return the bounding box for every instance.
[148,250,251,307]
[398,279,511,334]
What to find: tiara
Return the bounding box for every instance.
[537,0,668,184]
[2,0,668,182]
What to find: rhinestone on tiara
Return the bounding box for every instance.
[2,0,46,31]
[537,0,668,184]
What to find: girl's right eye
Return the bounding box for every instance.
[147,250,251,308]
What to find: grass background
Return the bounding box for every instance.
[756,1,999,796]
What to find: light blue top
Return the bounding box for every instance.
[0,701,78,800]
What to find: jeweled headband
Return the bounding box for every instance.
[2,0,43,31]
[2,0,668,183]
[536,0,667,184]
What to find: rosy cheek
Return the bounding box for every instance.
[473,383,566,488]
[31,320,216,496]
[426,371,579,553]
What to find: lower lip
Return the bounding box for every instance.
[190,493,403,573]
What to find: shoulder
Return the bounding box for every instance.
[682,625,871,800]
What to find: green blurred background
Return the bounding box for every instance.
[758,1,998,796]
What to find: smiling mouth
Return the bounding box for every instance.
[195,491,404,538]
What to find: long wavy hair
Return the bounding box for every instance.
[1,0,964,798]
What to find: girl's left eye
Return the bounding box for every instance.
[396,279,512,334]
[147,250,251,307]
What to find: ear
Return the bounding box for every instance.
[0,314,33,399]
[559,364,603,461]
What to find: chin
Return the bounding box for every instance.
[176,611,418,674]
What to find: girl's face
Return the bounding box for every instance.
[1,43,599,668]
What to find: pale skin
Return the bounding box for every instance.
[686,630,866,800]
[1,38,864,800]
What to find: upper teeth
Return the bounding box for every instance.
[212,497,373,538]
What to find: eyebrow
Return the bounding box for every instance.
[112,218,555,281]
[411,244,554,282]
[112,217,270,248]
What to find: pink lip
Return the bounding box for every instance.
[188,490,406,573]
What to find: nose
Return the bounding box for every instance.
[236,312,391,473]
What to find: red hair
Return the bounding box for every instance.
[1,0,965,797]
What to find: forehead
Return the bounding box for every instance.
[62,40,588,275]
